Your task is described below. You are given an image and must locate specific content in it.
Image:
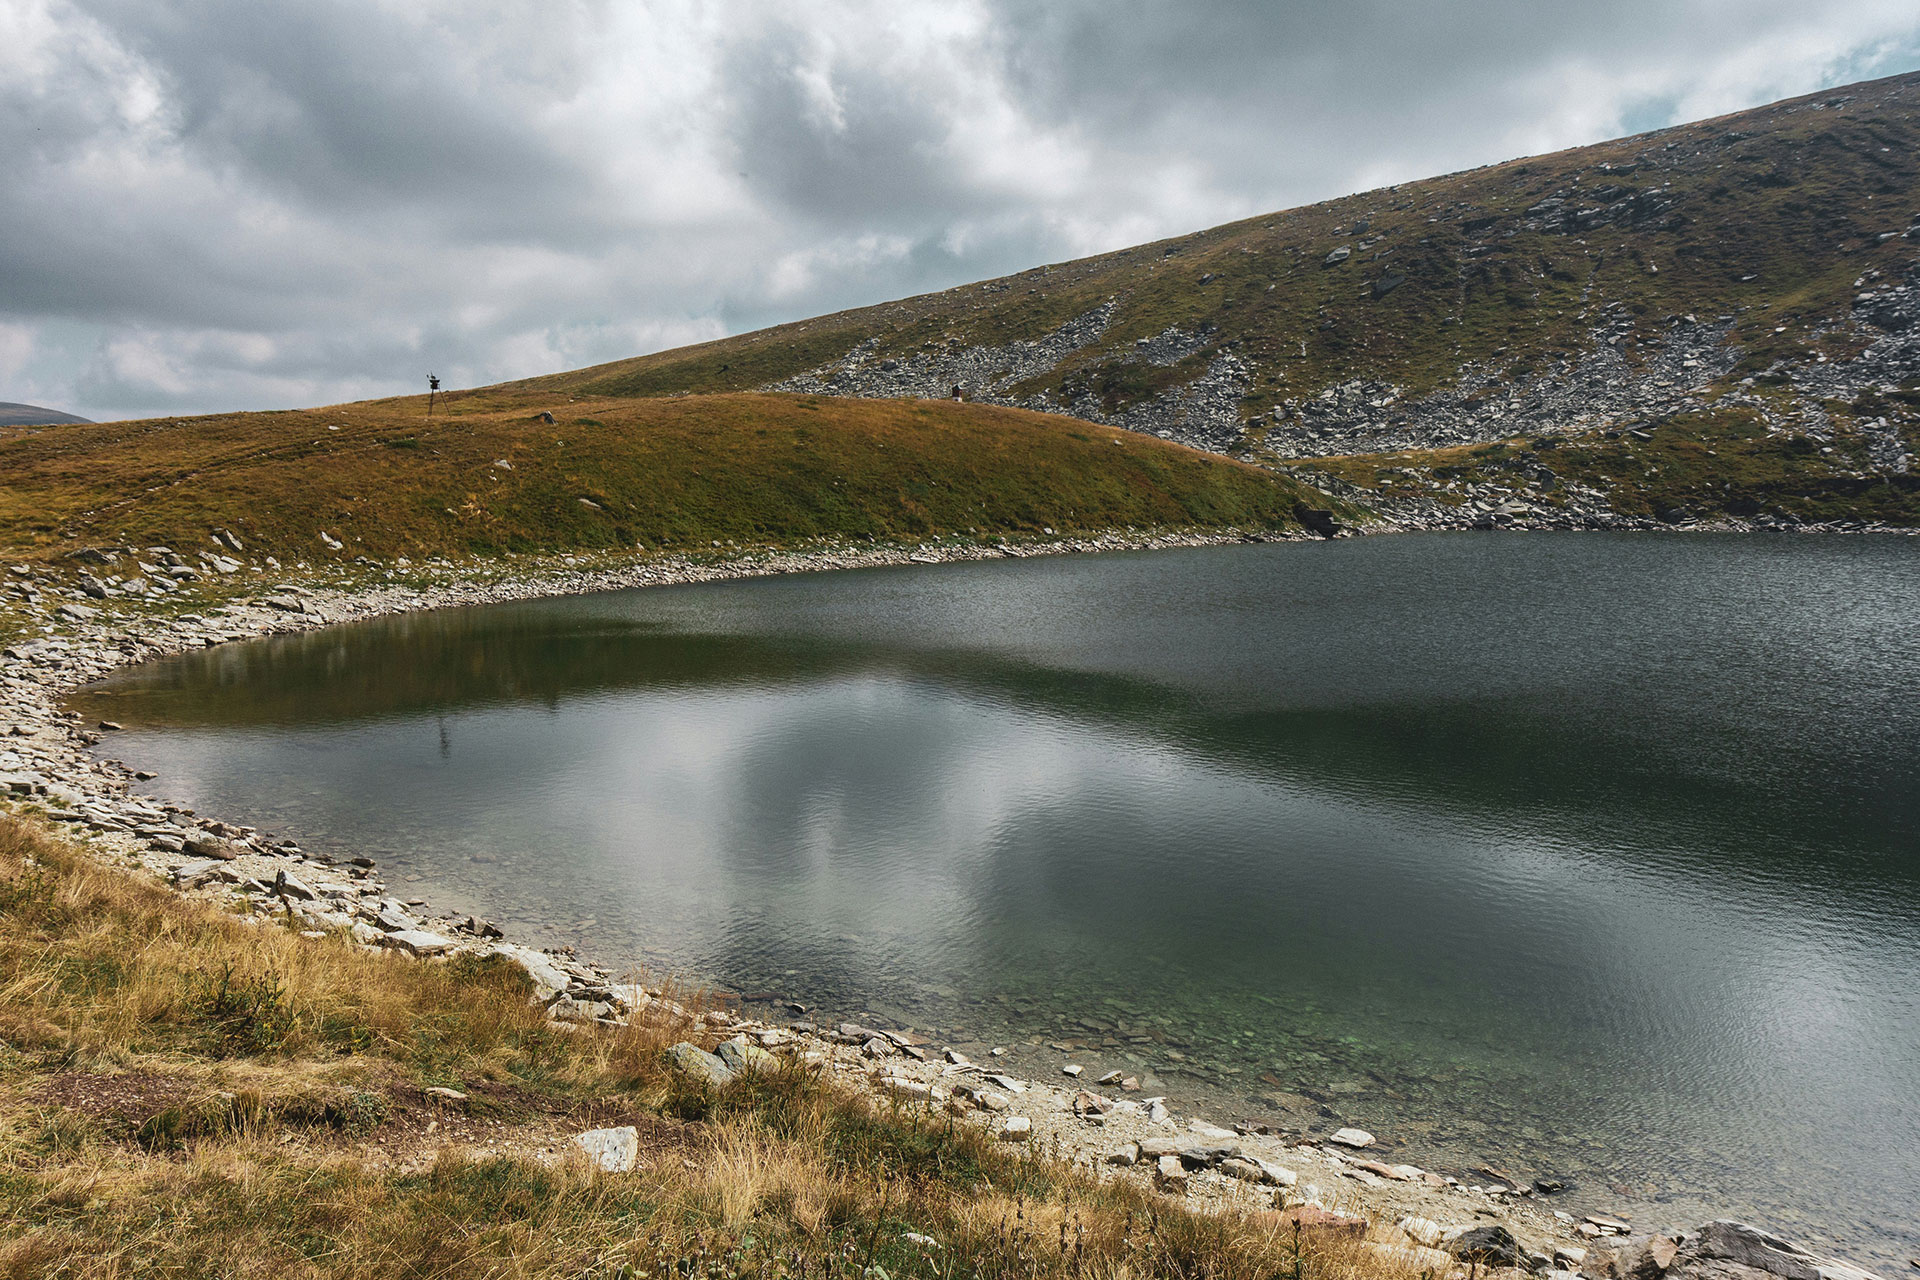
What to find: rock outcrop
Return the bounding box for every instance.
[1619,1221,1883,1280]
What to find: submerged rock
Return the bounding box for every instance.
[1628,1221,1885,1280]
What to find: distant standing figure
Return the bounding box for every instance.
[951,384,963,402]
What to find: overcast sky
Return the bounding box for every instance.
[4,0,1918,422]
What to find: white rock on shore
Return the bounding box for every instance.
[572,1126,640,1173]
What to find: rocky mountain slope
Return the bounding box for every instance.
[518,72,1920,526]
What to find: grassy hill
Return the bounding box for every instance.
[8,72,1916,581]
[0,392,1320,567]
[472,72,1920,526]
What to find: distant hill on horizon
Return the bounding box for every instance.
[0,402,93,427]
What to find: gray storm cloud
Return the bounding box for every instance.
[1,0,1916,420]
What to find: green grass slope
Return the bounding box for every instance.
[0,392,1318,565]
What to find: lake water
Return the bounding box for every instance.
[79,534,1920,1267]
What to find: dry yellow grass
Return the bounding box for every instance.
[0,809,1451,1278]
[0,391,1318,568]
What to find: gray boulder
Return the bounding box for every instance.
[714,1035,777,1075]
[271,871,317,901]
[184,832,243,861]
[370,906,417,932]
[169,858,227,885]
[665,1042,735,1088]
[1137,1134,1245,1167]
[482,944,571,1003]
[1450,1225,1522,1267]
[548,997,614,1023]
[376,929,456,957]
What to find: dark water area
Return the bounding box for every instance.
[79,533,1920,1266]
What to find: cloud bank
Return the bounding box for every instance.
[3,0,1917,420]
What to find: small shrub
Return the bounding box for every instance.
[322,1088,389,1134]
[199,963,295,1057]
[444,950,534,998]
[0,864,58,924]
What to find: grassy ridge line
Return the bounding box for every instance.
[0,392,1322,566]
[510,73,1920,419]
[0,809,1402,1278]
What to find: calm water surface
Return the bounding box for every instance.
[80,534,1920,1266]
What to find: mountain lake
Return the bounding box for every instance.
[76,532,1920,1268]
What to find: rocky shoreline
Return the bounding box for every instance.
[0,527,1899,1280]
[1315,480,1920,536]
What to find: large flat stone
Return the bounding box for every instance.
[376,929,456,956]
[1669,1222,1884,1280]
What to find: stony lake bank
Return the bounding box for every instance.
[1,524,1909,1280]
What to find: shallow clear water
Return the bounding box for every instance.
[81,534,1920,1266]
